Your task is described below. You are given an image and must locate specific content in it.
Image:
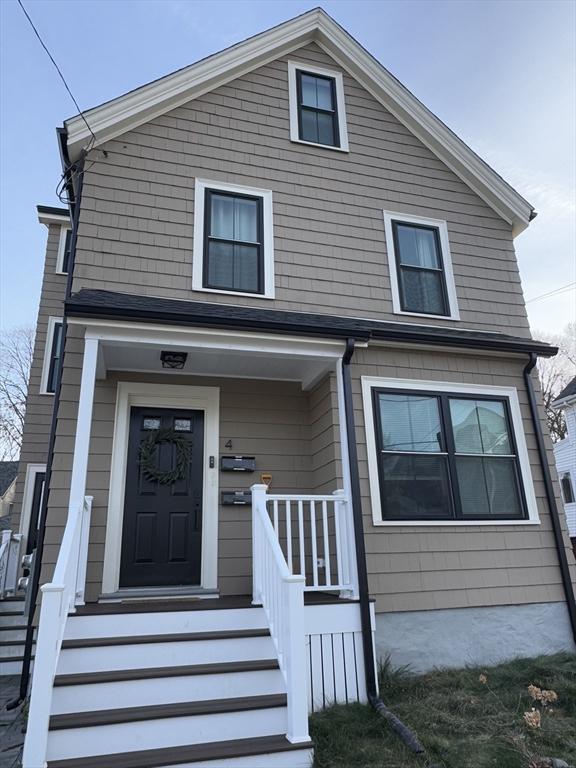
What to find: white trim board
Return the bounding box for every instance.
[192,178,275,300]
[101,382,220,594]
[18,464,46,548]
[39,316,63,395]
[287,60,349,152]
[361,375,540,527]
[64,8,533,235]
[382,210,460,321]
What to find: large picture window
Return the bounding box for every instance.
[372,388,528,522]
[193,180,274,299]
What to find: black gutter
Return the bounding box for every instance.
[524,353,576,642]
[341,339,424,754]
[37,204,70,218]
[12,130,85,706]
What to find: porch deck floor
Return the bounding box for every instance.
[75,592,356,615]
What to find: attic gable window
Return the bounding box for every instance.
[192,179,275,299]
[288,61,349,151]
[383,211,460,321]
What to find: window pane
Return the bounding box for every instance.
[47,323,63,393]
[62,229,72,272]
[561,473,575,504]
[450,399,511,455]
[234,244,260,293]
[317,112,336,147]
[399,267,447,315]
[300,74,318,107]
[316,77,333,110]
[210,194,235,240]
[301,108,319,143]
[396,224,440,268]
[207,241,234,288]
[456,456,522,517]
[234,198,258,243]
[377,393,442,452]
[380,454,451,518]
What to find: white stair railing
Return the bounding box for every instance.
[266,490,357,597]
[251,484,309,744]
[0,530,24,598]
[22,495,93,768]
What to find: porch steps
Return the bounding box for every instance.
[0,596,30,675]
[43,601,313,767]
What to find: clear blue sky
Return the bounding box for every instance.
[1,0,574,335]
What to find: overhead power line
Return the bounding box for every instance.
[526,282,576,304]
[17,0,97,148]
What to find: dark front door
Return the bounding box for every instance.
[119,407,204,588]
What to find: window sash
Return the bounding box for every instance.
[46,322,63,394]
[392,221,450,316]
[61,229,72,273]
[203,189,264,294]
[561,473,575,504]
[372,388,528,521]
[296,70,340,147]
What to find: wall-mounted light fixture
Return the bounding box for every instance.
[160,350,188,369]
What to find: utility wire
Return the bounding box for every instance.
[526,282,576,304]
[16,0,97,148]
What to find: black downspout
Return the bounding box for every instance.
[524,353,576,642]
[341,338,424,754]
[10,134,86,706]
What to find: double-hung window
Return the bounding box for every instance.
[193,180,274,299]
[56,227,72,274]
[288,62,349,151]
[561,473,575,504]
[41,318,63,394]
[363,379,537,524]
[383,212,459,320]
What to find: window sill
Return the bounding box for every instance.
[371,518,540,527]
[290,138,349,153]
[39,390,55,396]
[193,285,275,300]
[393,308,460,322]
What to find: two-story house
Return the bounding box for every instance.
[7,9,576,768]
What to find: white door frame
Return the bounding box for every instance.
[102,381,220,595]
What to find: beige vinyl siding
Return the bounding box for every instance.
[12,223,67,537]
[308,373,342,493]
[71,42,530,336]
[350,345,576,613]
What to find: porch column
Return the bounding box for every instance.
[68,336,98,516]
[335,359,360,599]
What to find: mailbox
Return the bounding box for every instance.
[220,456,256,472]
[221,491,252,506]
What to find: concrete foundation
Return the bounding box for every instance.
[375,601,576,673]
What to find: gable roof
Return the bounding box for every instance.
[553,375,576,408]
[0,462,18,497]
[64,8,534,236]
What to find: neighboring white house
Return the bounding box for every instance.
[553,376,576,545]
[0,462,18,519]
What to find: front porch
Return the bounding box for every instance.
[21,319,373,767]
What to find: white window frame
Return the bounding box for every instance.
[383,211,460,321]
[40,316,63,395]
[19,464,46,547]
[55,223,72,274]
[361,376,540,526]
[192,178,275,299]
[288,61,349,152]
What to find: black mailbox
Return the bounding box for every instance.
[221,491,252,506]
[220,456,256,472]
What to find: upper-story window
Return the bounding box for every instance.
[561,472,575,504]
[40,317,63,394]
[288,61,349,152]
[193,179,275,299]
[56,226,72,274]
[383,211,459,320]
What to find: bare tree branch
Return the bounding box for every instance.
[536,323,576,442]
[0,326,34,460]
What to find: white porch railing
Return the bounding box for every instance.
[22,495,93,768]
[0,529,24,598]
[251,485,309,744]
[266,490,357,596]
